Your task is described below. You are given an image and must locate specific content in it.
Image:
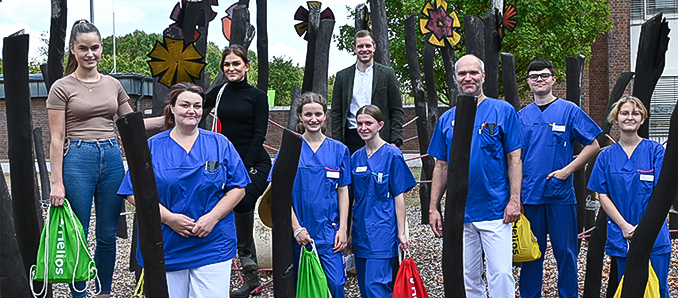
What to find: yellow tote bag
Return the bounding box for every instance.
[512,214,541,262]
[613,261,660,298]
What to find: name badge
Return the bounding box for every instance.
[451,120,455,126]
[356,166,367,173]
[552,124,566,132]
[640,174,654,182]
[327,171,340,179]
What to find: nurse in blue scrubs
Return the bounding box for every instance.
[118,83,250,298]
[588,95,671,298]
[270,92,350,298]
[350,105,416,298]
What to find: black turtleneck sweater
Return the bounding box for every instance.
[204,79,270,168]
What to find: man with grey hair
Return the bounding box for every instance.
[331,29,404,153]
[427,54,523,297]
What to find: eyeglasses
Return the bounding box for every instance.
[527,73,552,81]
[618,110,642,117]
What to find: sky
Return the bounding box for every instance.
[0,0,365,76]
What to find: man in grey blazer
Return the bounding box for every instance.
[331,30,404,153]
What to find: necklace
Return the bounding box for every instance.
[73,73,99,92]
[366,141,385,158]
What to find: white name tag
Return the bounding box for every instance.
[326,171,340,179]
[640,174,654,182]
[552,124,566,132]
[356,166,367,173]
[451,120,455,126]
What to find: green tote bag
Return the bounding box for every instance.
[30,199,99,297]
[296,242,332,298]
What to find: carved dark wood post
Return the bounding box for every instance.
[620,102,678,298]
[256,0,269,91]
[116,112,169,298]
[501,53,520,110]
[354,3,369,32]
[3,34,44,292]
[404,14,435,224]
[464,16,484,62]
[0,164,32,296]
[42,0,67,91]
[33,128,51,204]
[369,0,390,66]
[631,13,670,139]
[287,86,302,130]
[423,43,438,134]
[565,55,587,250]
[443,94,476,298]
[441,45,458,107]
[312,19,335,100]
[482,9,500,99]
[271,130,303,298]
[301,2,320,93]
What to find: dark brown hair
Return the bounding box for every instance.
[220,44,250,72]
[65,19,102,76]
[356,104,384,124]
[163,82,205,131]
[296,92,327,134]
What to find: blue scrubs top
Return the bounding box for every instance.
[351,144,417,259]
[518,99,602,205]
[269,137,351,255]
[427,97,522,223]
[587,139,670,257]
[118,129,250,272]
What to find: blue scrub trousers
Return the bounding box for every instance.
[293,248,346,298]
[520,204,579,298]
[355,257,394,298]
[63,139,126,297]
[616,253,670,298]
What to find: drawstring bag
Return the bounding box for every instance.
[393,250,429,298]
[296,242,331,298]
[210,83,228,133]
[613,250,660,298]
[30,199,99,297]
[512,213,541,262]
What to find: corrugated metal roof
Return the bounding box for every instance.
[0,73,153,99]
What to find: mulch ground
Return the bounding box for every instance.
[51,206,678,297]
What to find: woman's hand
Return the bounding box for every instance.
[333,227,347,253]
[295,229,314,246]
[193,213,219,237]
[50,183,66,206]
[621,223,636,240]
[398,233,410,252]
[166,213,196,237]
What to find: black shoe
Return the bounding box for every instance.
[231,271,261,298]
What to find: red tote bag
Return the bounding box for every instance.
[393,254,429,298]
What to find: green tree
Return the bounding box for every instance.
[99,30,163,75]
[0,58,3,74]
[335,0,612,100]
[246,50,259,87]
[268,56,304,105]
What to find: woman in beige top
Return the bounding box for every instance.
[46,19,161,297]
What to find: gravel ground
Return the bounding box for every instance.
[51,206,678,297]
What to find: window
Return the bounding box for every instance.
[632,0,678,21]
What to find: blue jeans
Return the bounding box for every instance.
[63,139,125,296]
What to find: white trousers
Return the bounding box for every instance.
[463,219,514,298]
[166,260,232,298]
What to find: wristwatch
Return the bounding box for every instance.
[249,167,258,175]
[394,139,403,147]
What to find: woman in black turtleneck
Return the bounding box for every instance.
[203,44,270,298]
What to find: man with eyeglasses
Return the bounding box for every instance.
[428,54,523,298]
[517,58,602,298]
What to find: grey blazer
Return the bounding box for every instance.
[331,62,404,144]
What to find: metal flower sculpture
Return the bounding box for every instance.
[419,0,461,48]
[293,1,335,40]
[147,36,207,87]
[498,4,518,39]
[169,0,219,41]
